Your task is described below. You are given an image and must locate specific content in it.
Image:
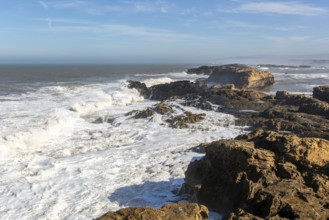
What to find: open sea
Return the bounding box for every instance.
[0,64,328,219]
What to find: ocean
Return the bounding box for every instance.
[0,64,328,219]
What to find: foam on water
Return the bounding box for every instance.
[0,72,245,219]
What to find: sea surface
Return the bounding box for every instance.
[0,64,328,219]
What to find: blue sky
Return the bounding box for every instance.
[0,0,328,64]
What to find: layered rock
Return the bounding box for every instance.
[188,64,274,89]
[183,130,329,219]
[96,203,209,220]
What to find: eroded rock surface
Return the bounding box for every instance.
[314,85,329,103]
[96,203,209,220]
[188,64,274,89]
[183,130,329,219]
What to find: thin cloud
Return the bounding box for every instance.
[38,1,49,10]
[238,2,327,16]
[214,20,306,31]
[42,18,196,41]
[268,35,312,43]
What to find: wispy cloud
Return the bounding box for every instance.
[213,20,305,31]
[42,18,196,41]
[39,0,173,15]
[237,2,327,16]
[38,1,49,10]
[268,35,312,43]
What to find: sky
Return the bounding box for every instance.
[0,0,329,64]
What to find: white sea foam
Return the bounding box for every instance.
[0,73,245,219]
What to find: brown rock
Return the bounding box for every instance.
[183,130,329,219]
[313,85,329,103]
[166,112,205,128]
[203,64,274,89]
[95,203,209,220]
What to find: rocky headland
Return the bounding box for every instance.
[97,64,329,219]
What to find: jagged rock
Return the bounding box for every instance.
[166,112,205,128]
[275,91,329,117]
[187,66,215,75]
[127,80,150,97]
[126,107,155,119]
[208,89,271,112]
[154,103,174,115]
[126,103,174,119]
[149,81,198,101]
[313,85,329,103]
[183,130,329,219]
[95,203,209,220]
[188,64,274,89]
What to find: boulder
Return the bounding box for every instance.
[149,81,198,101]
[313,85,329,103]
[127,80,150,97]
[96,203,209,220]
[187,66,215,75]
[189,64,274,89]
[183,130,329,219]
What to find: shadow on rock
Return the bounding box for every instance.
[107,179,189,208]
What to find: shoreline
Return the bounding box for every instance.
[97,65,329,219]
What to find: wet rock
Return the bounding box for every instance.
[149,81,198,101]
[126,103,174,119]
[183,130,329,219]
[154,103,174,115]
[313,85,329,103]
[127,80,150,97]
[126,107,155,119]
[166,112,205,128]
[95,202,209,220]
[190,64,274,89]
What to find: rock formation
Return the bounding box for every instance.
[183,130,329,219]
[188,64,274,89]
[314,85,329,103]
[95,203,209,220]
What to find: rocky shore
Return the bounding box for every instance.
[97,65,329,219]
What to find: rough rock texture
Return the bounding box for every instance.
[188,64,274,89]
[166,112,206,128]
[313,85,329,103]
[183,130,329,219]
[149,80,198,101]
[275,91,329,118]
[127,80,150,97]
[95,203,209,220]
[126,103,174,119]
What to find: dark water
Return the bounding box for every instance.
[0,64,192,95]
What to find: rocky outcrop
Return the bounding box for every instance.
[275,91,329,118]
[314,85,329,103]
[166,112,205,128]
[148,81,198,101]
[188,64,274,89]
[183,130,329,219]
[127,80,150,97]
[127,80,199,101]
[126,103,174,119]
[95,203,209,220]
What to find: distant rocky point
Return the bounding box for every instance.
[187,64,274,89]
